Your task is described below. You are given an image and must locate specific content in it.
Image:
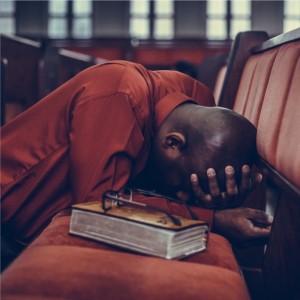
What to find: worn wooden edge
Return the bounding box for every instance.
[252,27,300,54]
[218,31,269,108]
[0,33,41,48]
[58,49,94,63]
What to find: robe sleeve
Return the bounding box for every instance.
[69,93,145,204]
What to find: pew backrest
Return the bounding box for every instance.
[0,34,42,115]
[218,31,269,109]
[223,28,300,300]
[38,46,96,98]
[57,49,94,86]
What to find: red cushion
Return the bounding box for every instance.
[29,212,241,273]
[1,211,249,299]
[1,245,249,300]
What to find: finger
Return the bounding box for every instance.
[190,174,212,203]
[240,165,251,192]
[225,165,238,196]
[222,166,240,208]
[250,173,263,191]
[206,169,224,207]
[252,225,272,237]
[234,165,252,204]
[207,168,221,197]
[249,209,273,224]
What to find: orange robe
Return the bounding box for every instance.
[1,60,215,244]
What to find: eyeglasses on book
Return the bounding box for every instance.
[102,187,199,226]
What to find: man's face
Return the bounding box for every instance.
[152,150,200,196]
[151,128,210,196]
[153,145,226,197]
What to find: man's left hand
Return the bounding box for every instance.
[177,165,262,209]
[213,207,273,245]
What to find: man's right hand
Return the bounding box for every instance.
[213,207,273,246]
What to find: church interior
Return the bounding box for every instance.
[1,1,300,300]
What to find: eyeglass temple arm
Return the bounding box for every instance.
[134,188,199,220]
[141,203,182,226]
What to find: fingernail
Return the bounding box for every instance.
[191,174,197,182]
[243,165,250,172]
[225,166,234,174]
[207,168,215,176]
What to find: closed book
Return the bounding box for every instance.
[69,202,209,260]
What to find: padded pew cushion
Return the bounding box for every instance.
[1,244,249,300]
[1,211,249,299]
[28,210,241,273]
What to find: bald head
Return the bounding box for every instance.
[152,104,257,194]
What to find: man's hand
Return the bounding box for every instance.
[213,207,273,246]
[177,165,262,209]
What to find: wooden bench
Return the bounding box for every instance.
[0,35,100,118]
[39,46,97,98]
[219,28,300,300]
[0,34,42,123]
[197,52,229,95]
[56,49,95,86]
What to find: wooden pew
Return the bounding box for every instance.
[218,31,269,109]
[0,34,42,123]
[38,47,97,98]
[57,49,95,86]
[172,53,229,103]
[197,52,229,95]
[0,35,104,119]
[213,64,227,104]
[219,28,300,300]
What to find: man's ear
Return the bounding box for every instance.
[163,132,186,151]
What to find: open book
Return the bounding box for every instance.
[69,201,209,260]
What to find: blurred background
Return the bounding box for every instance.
[1,0,300,123]
[1,0,299,67]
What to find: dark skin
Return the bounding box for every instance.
[150,104,272,243]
